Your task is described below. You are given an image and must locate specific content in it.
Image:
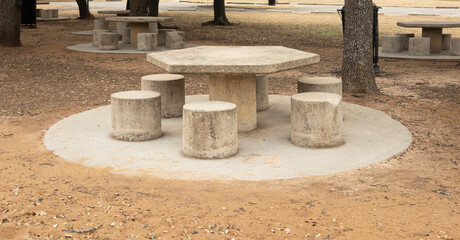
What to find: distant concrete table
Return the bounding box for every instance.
[97,10,130,16]
[397,21,460,53]
[147,46,320,132]
[105,16,173,47]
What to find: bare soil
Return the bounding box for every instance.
[0,11,459,240]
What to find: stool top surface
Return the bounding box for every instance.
[183,101,236,112]
[111,90,160,100]
[142,74,185,81]
[298,77,341,85]
[292,92,341,105]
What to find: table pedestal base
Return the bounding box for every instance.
[209,74,257,132]
[422,27,442,53]
[130,22,149,48]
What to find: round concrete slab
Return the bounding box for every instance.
[379,47,460,60]
[66,43,199,54]
[44,95,412,181]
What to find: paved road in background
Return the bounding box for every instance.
[49,1,460,17]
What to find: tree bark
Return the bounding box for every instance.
[76,0,93,19]
[341,0,379,93]
[202,0,231,26]
[0,0,21,47]
[130,0,159,16]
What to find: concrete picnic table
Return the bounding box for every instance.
[97,10,130,16]
[146,46,320,132]
[105,16,173,47]
[397,21,460,53]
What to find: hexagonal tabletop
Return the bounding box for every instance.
[146,46,320,74]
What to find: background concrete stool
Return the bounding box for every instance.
[41,9,58,19]
[141,74,185,118]
[442,33,452,50]
[297,77,342,96]
[381,35,402,53]
[116,22,128,35]
[94,18,109,30]
[452,38,460,56]
[98,32,119,50]
[396,33,414,50]
[291,92,343,148]
[256,75,269,112]
[409,37,430,56]
[121,27,130,44]
[93,30,110,47]
[166,31,185,49]
[111,90,161,141]
[183,101,238,159]
[149,22,159,33]
[137,33,158,51]
[158,29,175,46]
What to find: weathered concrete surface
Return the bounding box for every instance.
[396,33,414,50]
[111,91,161,141]
[158,29,175,46]
[452,38,460,56]
[297,77,342,96]
[94,18,109,30]
[92,30,111,47]
[256,75,269,112]
[183,101,238,159]
[121,27,130,44]
[146,46,320,74]
[141,74,185,118]
[98,33,119,50]
[41,9,58,18]
[116,22,128,35]
[442,33,452,50]
[378,47,460,60]
[166,31,185,49]
[382,35,402,53]
[44,95,412,181]
[291,92,343,148]
[209,74,257,132]
[137,33,157,51]
[409,37,430,56]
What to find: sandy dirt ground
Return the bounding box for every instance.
[0,11,459,240]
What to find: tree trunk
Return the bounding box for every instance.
[341,0,379,93]
[0,0,21,47]
[202,0,231,26]
[76,0,93,19]
[130,0,159,16]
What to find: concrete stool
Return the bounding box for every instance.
[98,32,119,50]
[183,101,238,159]
[166,31,185,49]
[396,33,414,50]
[149,22,159,33]
[381,35,402,53]
[452,38,460,56]
[158,29,175,46]
[291,92,343,148]
[442,33,452,50]
[409,37,430,56]
[137,33,157,51]
[36,9,42,17]
[121,27,130,44]
[41,9,58,19]
[93,30,110,47]
[94,19,109,30]
[111,91,162,141]
[116,22,128,35]
[256,75,269,112]
[297,77,342,96]
[141,74,185,118]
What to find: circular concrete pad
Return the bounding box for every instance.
[379,47,460,60]
[44,95,412,181]
[67,43,199,54]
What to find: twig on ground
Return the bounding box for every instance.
[1,132,13,137]
[63,224,103,233]
[433,190,453,196]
